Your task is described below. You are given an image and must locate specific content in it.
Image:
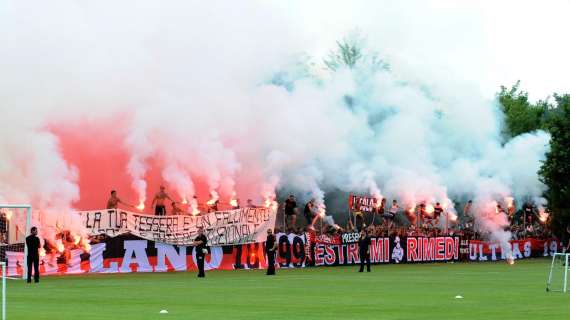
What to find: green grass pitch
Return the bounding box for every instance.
[6,258,569,320]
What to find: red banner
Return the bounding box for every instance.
[349,193,378,212]
[5,235,562,277]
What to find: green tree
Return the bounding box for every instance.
[539,94,570,238]
[498,81,549,138]
[323,32,388,72]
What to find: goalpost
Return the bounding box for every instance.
[0,204,31,320]
[0,204,32,280]
[0,262,5,320]
[546,252,569,293]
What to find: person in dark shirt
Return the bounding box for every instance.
[433,202,443,226]
[522,202,535,225]
[304,199,315,229]
[25,226,41,283]
[358,228,371,272]
[284,195,298,230]
[418,203,427,228]
[265,229,277,275]
[192,227,208,278]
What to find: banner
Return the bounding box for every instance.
[466,238,561,262]
[4,234,269,277]
[79,207,277,246]
[5,234,562,277]
[349,194,378,213]
[306,232,341,245]
[276,233,461,267]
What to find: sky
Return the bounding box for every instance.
[276,0,570,101]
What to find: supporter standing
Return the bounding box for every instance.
[433,202,443,227]
[192,227,208,278]
[358,228,371,272]
[26,227,41,283]
[265,229,277,275]
[304,199,315,229]
[152,185,173,216]
[386,199,399,228]
[284,195,298,230]
[463,200,474,230]
[106,190,134,209]
[375,198,386,226]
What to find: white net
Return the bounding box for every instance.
[547,253,569,293]
[0,206,31,280]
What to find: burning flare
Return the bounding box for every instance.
[190,196,200,216]
[505,197,514,209]
[318,206,326,217]
[229,191,238,207]
[136,201,145,211]
[425,204,434,215]
[263,195,278,211]
[206,191,219,206]
[448,212,458,222]
[538,208,549,223]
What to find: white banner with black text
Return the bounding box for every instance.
[78,207,276,246]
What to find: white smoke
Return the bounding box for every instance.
[0,0,563,247]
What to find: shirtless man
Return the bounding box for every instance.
[106,190,134,209]
[151,185,173,216]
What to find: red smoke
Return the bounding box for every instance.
[50,116,264,211]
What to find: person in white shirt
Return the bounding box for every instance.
[385,199,399,229]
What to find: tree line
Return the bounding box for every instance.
[499,83,570,238]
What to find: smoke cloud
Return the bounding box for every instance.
[0,1,559,246]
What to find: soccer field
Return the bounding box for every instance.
[7,258,568,320]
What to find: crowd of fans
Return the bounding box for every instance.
[276,195,554,241]
[102,186,555,241]
[99,186,553,242]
